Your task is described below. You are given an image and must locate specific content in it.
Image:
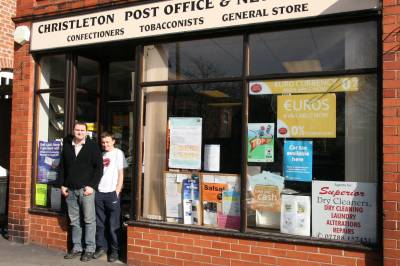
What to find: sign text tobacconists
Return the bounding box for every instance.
[31,0,378,51]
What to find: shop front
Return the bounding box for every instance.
[9,0,391,265]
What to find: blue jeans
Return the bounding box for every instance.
[66,188,96,253]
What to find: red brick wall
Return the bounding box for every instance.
[8,21,35,243]
[383,1,400,266]
[0,0,16,69]
[16,0,137,18]
[29,214,68,250]
[127,227,380,266]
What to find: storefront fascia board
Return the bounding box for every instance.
[30,0,378,51]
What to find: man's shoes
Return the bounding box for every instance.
[80,251,94,262]
[108,251,119,262]
[64,250,82,259]
[92,249,106,259]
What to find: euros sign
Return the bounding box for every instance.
[277,93,336,138]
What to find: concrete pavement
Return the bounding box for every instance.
[0,235,125,266]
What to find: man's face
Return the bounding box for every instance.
[73,124,87,142]
[101,136,115,152]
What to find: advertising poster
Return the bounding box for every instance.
[277,93,336,138]
[312,181,377,244]
[248,171,285,229]
[283,140,313,182]
[35,184,47,207]
[165,172,191,222]
[249,76,361,95]
[280,195,311,236]
[201,173,240,229]
[247,123,275,163]
[38,141,62,183]
[168,117,202,170]
[182,177,201,225]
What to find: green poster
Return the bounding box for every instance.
[248,123,275,163]
[35,184,47,207]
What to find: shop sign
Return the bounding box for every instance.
[168,117,202,170]
[31,0,378,51]
[277,93,336,138]
[312,181,377,244]
[283,140,313,182]
[249,76,361,95]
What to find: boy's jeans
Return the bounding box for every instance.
[66,188,96,253]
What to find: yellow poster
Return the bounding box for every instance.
[249,76,360,95]
[277,93,336,138]
[35,184,47,207]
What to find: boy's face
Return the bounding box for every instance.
[101,136,115,152]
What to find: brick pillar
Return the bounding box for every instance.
[383,1,400,265]
[8,22,34,243]
[0,0,16,70]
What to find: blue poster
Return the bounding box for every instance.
[283,140,313,182]
[38,141,62,183]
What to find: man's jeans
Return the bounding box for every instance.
[66,188,96,253]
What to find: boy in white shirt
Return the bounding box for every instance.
[93,132,127,262]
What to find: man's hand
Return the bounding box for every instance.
[83,186,94,196]
[61,186,69,197]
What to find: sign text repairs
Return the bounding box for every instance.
[30,0,377,51]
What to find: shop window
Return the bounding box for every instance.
[249,21,377,75]
[141,82,242,227]
[143,36,243,82]
[140,20,378,246]
[34,55,66,210]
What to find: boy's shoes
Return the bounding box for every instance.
[108,251,119,262]
[80,251,94,262]
[93,248,106,259]
[64,250,82,259]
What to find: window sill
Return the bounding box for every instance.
[127,220,377,252]
[28,208,65,217]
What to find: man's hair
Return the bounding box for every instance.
[101,131,115,140]
[74,121,87,130]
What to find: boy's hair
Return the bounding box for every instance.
[101,131,115,140]
[73,121,87,130]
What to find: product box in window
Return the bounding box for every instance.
[280,194,311,236]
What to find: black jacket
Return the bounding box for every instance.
[58,135,103,190]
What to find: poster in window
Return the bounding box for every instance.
[283,140,313,182]
[249,76,360,95]
[37,141,62,183]
[247,123,274,163]
[165,172,191,223]
[312,181,377,244]
[168,117,202,170]
[35,184,47,207]
[201,173,240,229]
[182,176,201,225]
[277,93,336,138]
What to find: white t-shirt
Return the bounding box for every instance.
[98,148,128,193]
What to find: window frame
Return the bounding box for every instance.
[134,18,381,248]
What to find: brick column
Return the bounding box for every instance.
[8,22,34,243]
[383,1,400,265]
[0,0,16,69]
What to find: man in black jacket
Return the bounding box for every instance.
[59,122,103,262]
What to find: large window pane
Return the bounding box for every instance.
[143,36,243,82]
[108,61,135,101]
[250,21,377,75]
[39,55,65,90]
[247,75,377,244]
[141,82,242,229]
